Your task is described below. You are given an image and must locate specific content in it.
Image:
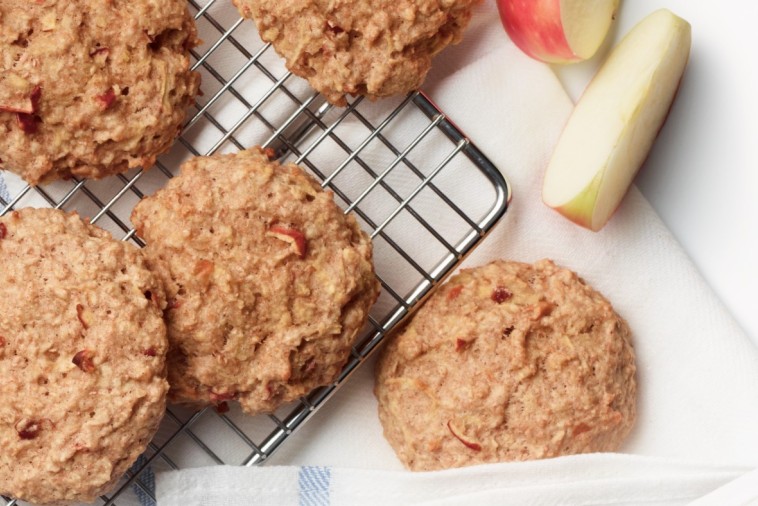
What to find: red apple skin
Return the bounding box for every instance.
[497,0,577,64]
[0,103,33,114]
[16,113,38,134]
[95,88,117,110]
[268,225,308,258]
[0,85,41,115]
[29,85,41,112]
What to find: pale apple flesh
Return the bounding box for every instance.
[497,0,619,64]
[542,9,692,231]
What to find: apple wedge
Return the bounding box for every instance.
[542,9,691,231]
[497,0,619,64]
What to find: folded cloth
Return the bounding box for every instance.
[689,467,758,506]
[155,454,751,506]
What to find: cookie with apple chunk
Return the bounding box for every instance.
[375,259,636,471]
[232,0,479,106]
[0,0,200,185]
[0,208,168,505]
[131,147,380,416]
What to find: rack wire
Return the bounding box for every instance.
[0,1,510,504]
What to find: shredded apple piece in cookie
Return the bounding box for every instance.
[72,350,96,373]
[267,225,308,258]
[15,418,51,440]
[446,420,481,451]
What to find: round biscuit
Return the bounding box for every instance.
[0,208,168,505]
[131,147,380,415]
[0,0,200,185]
[375,259,637,471]
[232,0,479,105]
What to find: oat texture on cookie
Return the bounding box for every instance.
[131,147,380,415]
[375,259,637,471]
[0,0,201,185]
[0,208,168,505]
[232,0,480,105]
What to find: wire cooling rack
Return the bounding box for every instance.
[0,1,510,504]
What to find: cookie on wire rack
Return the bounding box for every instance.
[232,0,480,106]
[0,0,201,185]
[0,208,169,505]
[131,147,380,415]
[375,259,637,471]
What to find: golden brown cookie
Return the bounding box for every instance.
[232,0,479,105]
[375,259,636,471]
[0,0,201,185]
[131,147,380,415]
[0,208,168,505]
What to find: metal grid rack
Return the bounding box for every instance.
[0,1,510,504]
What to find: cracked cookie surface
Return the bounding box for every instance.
[131,148,380,415]
[0,208,168,505]
[375,259,637,471]
[233,0,479,105]
[0,0,200,185]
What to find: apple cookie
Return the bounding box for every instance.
[131,147,380,415]
[0,0,201,185]
[232,0,479,106]
[375,259,636,471]
[0,208,168,505]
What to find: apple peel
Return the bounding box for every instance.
[446,420,481,451]
[95,88,117,110]
[72,350,96,373]
[497,0,619,64]
[267,225,308,258]
[542,9,692,231]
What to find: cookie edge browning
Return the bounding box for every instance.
[131,147,380,415]
[375,259,637,471]
[0,208,169,504]
[231,0,479,105]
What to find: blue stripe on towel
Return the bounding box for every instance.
[298,466,331,506]
[0,173,10,203]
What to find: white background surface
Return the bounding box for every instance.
[554,0,758,346]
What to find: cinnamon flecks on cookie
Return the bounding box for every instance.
[375,259,637,471]
[0,208,169,505]
[0,0,201,185]
[131,147,380,416]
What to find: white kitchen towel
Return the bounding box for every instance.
[156,454,755,506]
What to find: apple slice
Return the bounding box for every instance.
[542,9,691,231]
[497,0,619,64]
